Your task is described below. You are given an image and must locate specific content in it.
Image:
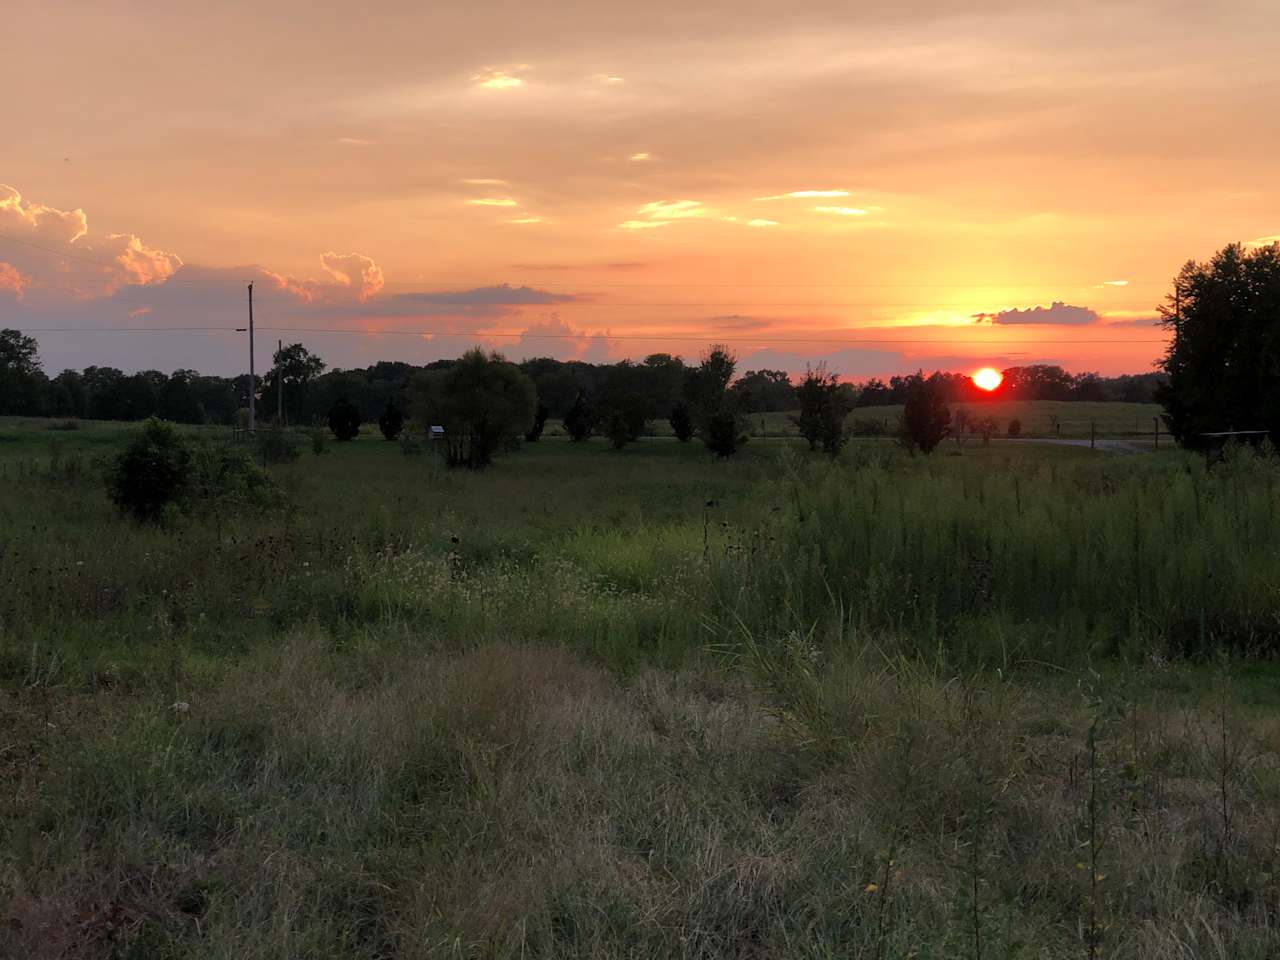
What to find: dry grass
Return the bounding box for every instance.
[5,633,1278,958]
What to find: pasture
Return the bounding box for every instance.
[2,413,1279,959]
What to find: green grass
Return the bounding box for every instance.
[2,415,1279,958]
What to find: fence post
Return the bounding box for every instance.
[1091,421,1096,450]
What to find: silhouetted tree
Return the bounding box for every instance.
[604,411,631,450]
[0,329,46,415]
[1157,242,1280,446]
[1007,418,1023,438]
[669,402,694,442]
[261,343,325,424]
[792,363,853,455]
[563,391,593,442]
[406,348,536,468]
[378,401,405,440]
[900,371,951,454]
[703,408,747,457]
[525,402,549,442]
[328,397,361,441]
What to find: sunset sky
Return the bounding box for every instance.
[3,1,1278,379]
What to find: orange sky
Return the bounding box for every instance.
[2,1,1278,378]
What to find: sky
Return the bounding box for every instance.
[2,0,1278,380]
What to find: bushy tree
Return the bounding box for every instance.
[525,402,549,442]
[563,391,593,442]
[900,371,951,454]
[407,348,536,468]
[703,408,748,457]
[604,411,631,450]
[105,418,193,522]
[792,363,854,455]
[1007,418,1023,438]
[691,345,747,456]
[669,402,694,442]
[1157,242,1280,446]
[328,397,361,440]
[378,401,405,440]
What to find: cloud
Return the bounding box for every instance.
[746,218,779,227]
[635,199,707,220]
[0,183,87,244]
[472,66,526,90]
[973,301,1100,325]
[709,314,770,331]
[337,137,377,145]
[319,252,385,300]
[506,217,544,224]
[0,262,26,296]
[467,197,519,207]
[460,178,508,186]
[618,220,670,230]
[629,152,651,161]
[0,184,180,295]
[755,190,850,201]
[1100,279,1129,286]
[1246,235,1280,249]
[594,74,625,85]
[813,205,869,216]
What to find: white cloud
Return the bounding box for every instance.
[814,205,869,216]
[1246,235,1280,249]
[507,216,544,224]
[747,218,779,227]
[594,74,625,85]
[1100,279,1129,286]
[618,220,670,230]
[629,152,651,161]
[467,197,519,207]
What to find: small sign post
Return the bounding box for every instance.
[429,425,444,479]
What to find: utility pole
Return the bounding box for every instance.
[276,338,283,425]
[247,281,256,432]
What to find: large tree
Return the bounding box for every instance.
[261,343,326,424]
[0,329,46,415]
[1157,242,1280,447]
[408,348,536,468]
[792,363,854,455]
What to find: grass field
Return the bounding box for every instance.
[3,412,1280,958]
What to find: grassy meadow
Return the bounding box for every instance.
[3,413,1280,958]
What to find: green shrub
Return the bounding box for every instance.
[104,418,192,522]
[256,424,300,464]
[564,392,593,442]
[189,441,277,511]
[702,406,747,457]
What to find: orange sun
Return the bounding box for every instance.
[973,367,1003,392]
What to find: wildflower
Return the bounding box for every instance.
[864,883,878,893]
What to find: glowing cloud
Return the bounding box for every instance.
[0,183,88,244]
[1246,235,1280,249]
[319,251,385,301]
[755,190,850,201]
[507,216,544,224]
[814,206,869,216]
[472,67,526,90]
[618,220,670,230]
[0,262,26,296]
[635,200,707,220]
[594,74,625,85]
[461,178,508,186]
[467,197,519,207]
[747,219,779,227]
[629,152,651,161]
[337,137,377,146]
[1101,279,1129,286]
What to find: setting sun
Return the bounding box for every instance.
[973,367,1003,392]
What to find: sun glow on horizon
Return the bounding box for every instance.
[973,367,1003,391]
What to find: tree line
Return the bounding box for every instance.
[0,330,1162,426]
